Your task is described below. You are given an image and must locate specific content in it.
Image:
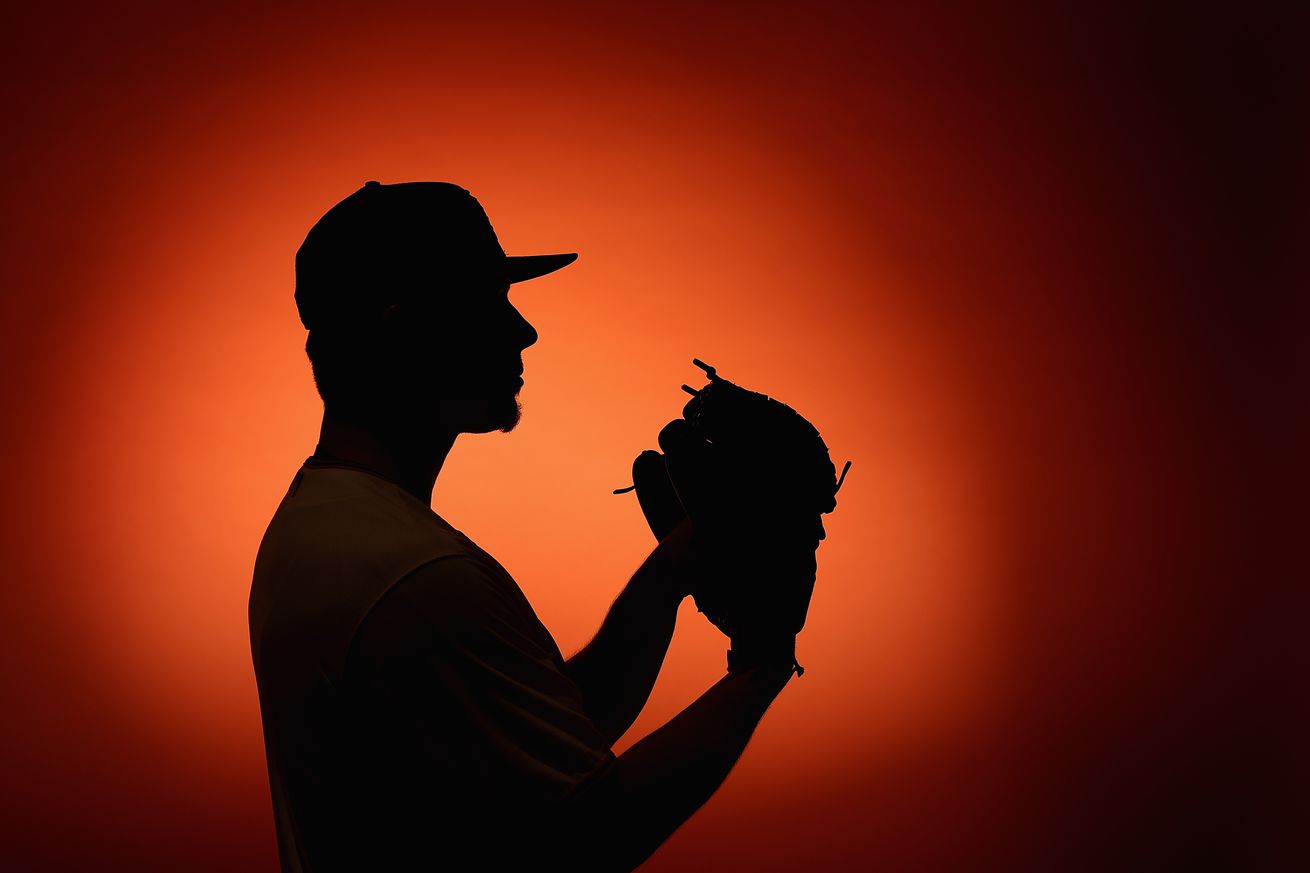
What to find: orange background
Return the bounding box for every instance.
[1,3,1301,871]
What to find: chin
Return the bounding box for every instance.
[495,403,523,433]
[464,397,522,434]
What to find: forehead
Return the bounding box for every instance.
[461,275,512,297]
[405,276,510,309]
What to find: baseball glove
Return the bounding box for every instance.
[615,358,852,678]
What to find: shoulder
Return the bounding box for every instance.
[347,554,529,666]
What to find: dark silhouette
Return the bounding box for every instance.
[248,181,807,872]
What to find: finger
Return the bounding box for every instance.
[632,450,686,542]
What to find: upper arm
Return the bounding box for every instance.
[346,555,616,811]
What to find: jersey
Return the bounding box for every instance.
[248,458,618,872]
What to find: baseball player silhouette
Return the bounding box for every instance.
[249,181,805,872]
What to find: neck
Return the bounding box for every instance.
[312,405,457,507]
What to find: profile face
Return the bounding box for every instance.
[388,278,539,434]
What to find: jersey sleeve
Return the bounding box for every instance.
[344,554,618,819]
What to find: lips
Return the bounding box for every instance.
[497,362,523,387]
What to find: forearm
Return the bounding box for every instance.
[555,662,795,872]
[566,528,689,745]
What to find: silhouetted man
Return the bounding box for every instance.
[249,181,798,872]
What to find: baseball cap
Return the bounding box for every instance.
[294,180,578,332]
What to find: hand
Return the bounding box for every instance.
[630,446,687,544]
[629,418,720,601]
[629,417,723,542]
[652,514,699,602]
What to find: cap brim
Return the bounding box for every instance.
[506,252,577,284]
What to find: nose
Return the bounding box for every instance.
[513,304,539,351]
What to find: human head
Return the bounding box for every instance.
[294,181,575,433]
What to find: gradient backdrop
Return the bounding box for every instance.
[1,3,1301,871]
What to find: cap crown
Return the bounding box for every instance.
[294,181,510,332]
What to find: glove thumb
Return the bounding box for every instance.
[632,449,686,542]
